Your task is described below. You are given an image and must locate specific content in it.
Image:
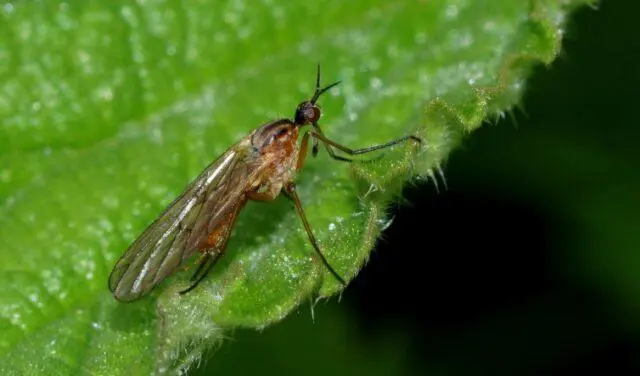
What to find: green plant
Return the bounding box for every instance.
[0,0,593,374]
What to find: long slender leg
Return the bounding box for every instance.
[179,251,223,295]
[323,144,361,163]
[189,253,213,282]
[312,135,320,158]
[312,125,383,163]
[179,206,242,295]
[298,129,356,166]
[302,126,358,163]
[296,131,311,170]
[283,183,346,286]
[312,127,422,156]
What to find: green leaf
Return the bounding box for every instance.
[0,0,593,374]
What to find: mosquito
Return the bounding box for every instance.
[108,65,422,302]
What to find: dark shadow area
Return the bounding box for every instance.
[344,1,640,374]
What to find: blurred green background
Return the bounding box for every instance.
[196,1,640,375]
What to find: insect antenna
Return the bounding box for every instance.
[311,63,341,104]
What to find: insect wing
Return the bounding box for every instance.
[109,147,244,302]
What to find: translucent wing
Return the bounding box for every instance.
[109,147,249,302]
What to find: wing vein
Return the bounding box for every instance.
[109,148,250,301]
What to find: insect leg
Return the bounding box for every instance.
[283,182,346,286]
[308,125,361,163]
[178,205,242,296]
[296,131,311,170]
[179,250,222,295]
[312,134,320,158]
[312,124,422,163]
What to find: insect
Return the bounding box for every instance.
[108,65,421,302]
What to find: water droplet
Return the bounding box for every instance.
[370,77,382,89]
[445,4,458,19]
[96,86,113,101]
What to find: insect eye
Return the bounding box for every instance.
[304,106,320,123]
[294,102,321,125]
